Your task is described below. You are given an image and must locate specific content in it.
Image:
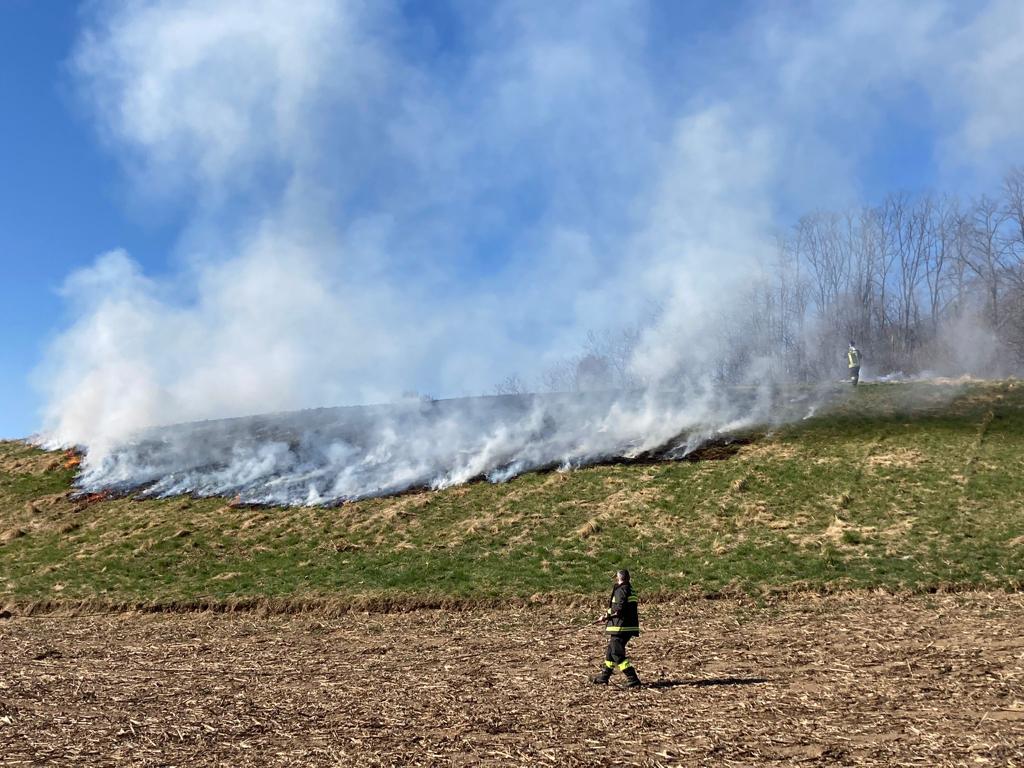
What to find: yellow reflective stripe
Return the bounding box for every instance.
[617,660,632,671]
[603,661,615,669]
[627,596,638,602]
[606,626,640,632]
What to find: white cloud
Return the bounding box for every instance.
[944,0,1024,160]
[74,0,389,198]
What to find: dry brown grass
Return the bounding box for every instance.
[866,448,925,470]
[0,446,67,476]
[736,442,800,462]
[4,381,1023,605]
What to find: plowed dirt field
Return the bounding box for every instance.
[2,594,1022,766]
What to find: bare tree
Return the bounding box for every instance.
[582,327,642,389]
[1001,166,1024,272]
[493,374,525,396]
[923,195,957,333]
[962,195,1008,329]
[998,167,1024,362]
[503,167,1024,396]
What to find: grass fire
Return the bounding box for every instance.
[2,380,1022,764]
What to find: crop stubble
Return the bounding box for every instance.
[1,593,1022,766]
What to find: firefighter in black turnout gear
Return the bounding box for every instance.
[592,569,641,688]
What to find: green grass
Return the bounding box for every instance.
[2,380,1022,606]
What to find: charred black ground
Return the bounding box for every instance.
[63,386,825,506]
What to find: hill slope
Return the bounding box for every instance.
[1,381,1022,608]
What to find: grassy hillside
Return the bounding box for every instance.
[1,381,1022,608]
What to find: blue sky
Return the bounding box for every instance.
[3,1,1024,442]
[1,1,180,437]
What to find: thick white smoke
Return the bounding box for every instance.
[36,0,1024,504]
[80,387,804,506]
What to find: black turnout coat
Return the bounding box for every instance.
[605,582,639,639]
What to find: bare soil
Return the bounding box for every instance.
[1,594,1022,766]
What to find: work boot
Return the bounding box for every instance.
[592,664,613,685]
[624,667,642,689]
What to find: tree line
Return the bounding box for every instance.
[504,165,1024,394]
[750,165,1024,383]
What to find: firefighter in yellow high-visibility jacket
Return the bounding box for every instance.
[592,569,641,688]
[848,342,861,386]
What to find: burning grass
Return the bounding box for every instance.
[1,381,1023,607]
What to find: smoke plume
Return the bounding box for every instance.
[35,1,1024,504]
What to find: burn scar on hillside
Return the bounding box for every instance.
[61,388,795,507]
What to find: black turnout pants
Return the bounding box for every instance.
[606,634,632,669]
[849,366,860,385]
